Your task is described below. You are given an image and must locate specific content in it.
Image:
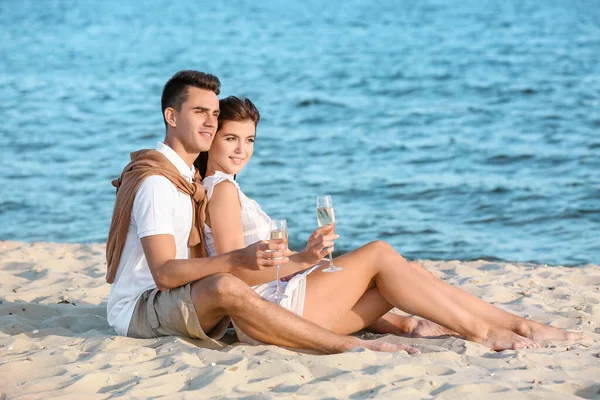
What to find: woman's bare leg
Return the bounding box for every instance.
[331,288,458,338]
[322,288,420,354]
[404,258,591,341]
[327,287,392,334]
[302,241,539,350]
[191,273,415,354]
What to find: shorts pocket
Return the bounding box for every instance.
[146,289,161,330]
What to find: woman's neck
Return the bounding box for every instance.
[204,161,232,179]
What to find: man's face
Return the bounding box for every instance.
[172,87,220,153]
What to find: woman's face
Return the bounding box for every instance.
[208,120,256,175]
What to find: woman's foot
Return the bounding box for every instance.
[518,320,592,342]
[475,327,541,351]
[408,318,458,338]
[358,337,421,355]
[369,314,458,338]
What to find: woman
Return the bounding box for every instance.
[195,96,590,351]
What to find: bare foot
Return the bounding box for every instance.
[477,327,541,351]
[523,321,592,342]
[369,314,457,338]
[358,337,420,355]
[409,318,459,338]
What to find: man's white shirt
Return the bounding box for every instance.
[106,142,194,336]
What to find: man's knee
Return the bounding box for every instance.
[191,273,253,308]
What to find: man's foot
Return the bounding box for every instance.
[521,321,592,342]
[477,327,541,351]
[358,337,420,355]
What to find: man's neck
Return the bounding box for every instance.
[163,136,197,168]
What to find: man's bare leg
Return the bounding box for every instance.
[189,273,419,354]
[302,241,540,351]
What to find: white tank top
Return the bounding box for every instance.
[201,171,321,344]
[202,171,272,255]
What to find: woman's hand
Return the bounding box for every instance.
[299,224,339,265]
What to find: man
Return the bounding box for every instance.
[105,70,412,354]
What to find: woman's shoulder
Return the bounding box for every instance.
[202,171,237,187]
[203,171,240,201]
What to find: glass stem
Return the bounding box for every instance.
[275,265,281,294]
[327,251,334,266]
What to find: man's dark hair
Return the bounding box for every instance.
[161,70,221,128]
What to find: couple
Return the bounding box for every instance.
[106,70,588,355]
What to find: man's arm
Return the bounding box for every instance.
[142,234,227,290]
[133,176,286,291]
[141,234,287,290]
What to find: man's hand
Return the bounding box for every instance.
[232,240,293,271]
[299,224,339,265]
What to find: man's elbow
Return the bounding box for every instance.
[152,264,176,291]
[155,281,172,291]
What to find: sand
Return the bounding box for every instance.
[0,241,598,399]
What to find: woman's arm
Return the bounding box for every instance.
[208,181,312,286]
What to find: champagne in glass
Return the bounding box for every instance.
[316,206,335,227]
[270,229,288,244]
[267,219,288,302]
[316,195,342,272]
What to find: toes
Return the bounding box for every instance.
[398,344,420,354]
[525,340,542,349]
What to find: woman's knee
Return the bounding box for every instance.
[362,241,414,272]
[365,240,400,257]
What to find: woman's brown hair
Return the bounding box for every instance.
[194,96,260,178]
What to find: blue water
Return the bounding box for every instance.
[1,1,599,266]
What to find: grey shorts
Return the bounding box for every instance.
[127,283,230,342]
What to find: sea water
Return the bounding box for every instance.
[1,1,598,265]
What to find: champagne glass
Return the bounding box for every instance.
[267,219,288,302]
[316,195,342,272]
